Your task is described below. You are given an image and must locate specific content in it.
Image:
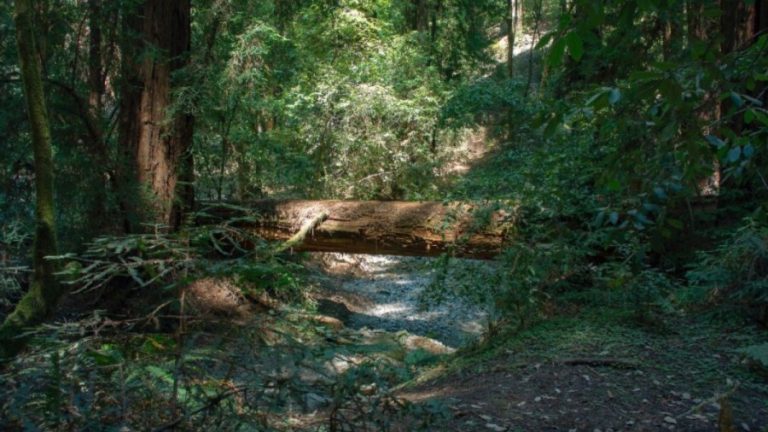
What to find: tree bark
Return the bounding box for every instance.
[525,0,543,98]
[507,0,518,78]
[202,200,516,259]
[118,0,194,229]
[686,0,705,44]
[663,1,683,60]
[718,1,765,151]
[754,0,768,107]
[720,0,758,55]
[85,0,111,231]
[1,0,61,358]
[88,0,103,114]
[410,0,429,32]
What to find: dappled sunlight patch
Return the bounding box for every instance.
[442,127,491,177]
[310,253,489,347]
[400,335,456,355]
[397,311,768,431]
[185,277,250,319]
[368,302,411,316]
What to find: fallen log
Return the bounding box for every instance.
[200,200,516,259]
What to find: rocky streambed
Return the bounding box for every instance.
[309,253,492,349]
[197,253,498,428]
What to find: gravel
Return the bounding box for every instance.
[315,254,491,348]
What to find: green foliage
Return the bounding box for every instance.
[0,0,132,250]
[595,261,678,323]
[283,75,447,199]
[685,213,768,319]
[0,300,449,430]
[0,315,288,430]
[488,240,570,329]
[329,361,448,431]
[422,209,591,332]
[738,343,768,375]
[187,0,511,201]
[0,220,32,318]
[441,78,533,129]
[539,1,768,210]
[50,208,308,305]
[3,0,768,426]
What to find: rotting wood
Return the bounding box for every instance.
[199,200,517,259]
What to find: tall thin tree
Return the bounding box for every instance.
[525,0,544,98]
[0,0,61,358]
[507,0,519,78]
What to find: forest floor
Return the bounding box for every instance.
[398,313,768,432]
[306,253,768,432]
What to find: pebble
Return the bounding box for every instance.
[360,384,377,395]
[298,367,331,385]
[329,356,350,373]
[325,254,490,347]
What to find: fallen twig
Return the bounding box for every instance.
[152,385,247,432]
[676,381,740,421]
[557,358,640,369]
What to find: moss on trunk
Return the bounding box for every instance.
[1,0,61,360]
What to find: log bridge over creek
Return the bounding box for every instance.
[200,200,518,259]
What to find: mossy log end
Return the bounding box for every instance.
[202,200,516,259]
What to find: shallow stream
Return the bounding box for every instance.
[311,253,491,349]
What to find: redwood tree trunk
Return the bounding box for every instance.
[119,0,194,229]
[718,1,765,134]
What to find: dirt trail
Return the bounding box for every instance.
[307,254,768,432]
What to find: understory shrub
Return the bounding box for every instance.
[685,212,768,322]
